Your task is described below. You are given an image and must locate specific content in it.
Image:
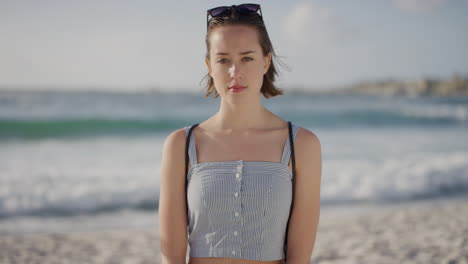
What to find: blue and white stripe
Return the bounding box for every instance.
[183,123,300,261]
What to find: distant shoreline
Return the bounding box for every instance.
[292,74,468,97]
[1,74,468,97]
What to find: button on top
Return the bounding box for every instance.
[235,173,240,178]
[235,211,239,217]
[234,192,239,197]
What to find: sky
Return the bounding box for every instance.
[0,0,467,92]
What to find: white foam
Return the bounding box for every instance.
[401,104,467,121]
[322,151,468,202]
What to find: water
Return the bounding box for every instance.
[1,89,467,232]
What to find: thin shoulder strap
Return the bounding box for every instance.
[280,122,300,165]
[283,121,298,261]
[185,123,199,227]
[184,124,199,176]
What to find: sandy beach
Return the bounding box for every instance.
[1,197,467,264]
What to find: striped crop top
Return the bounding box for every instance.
[183,122,300,261]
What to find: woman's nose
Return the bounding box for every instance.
[229,63,242,78]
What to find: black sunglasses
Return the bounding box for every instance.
[206,3,263,30]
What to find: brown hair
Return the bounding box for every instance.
[200,9,288,99]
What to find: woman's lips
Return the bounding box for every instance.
[229,85,246,93]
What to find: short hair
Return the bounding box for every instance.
[200,9,288,99]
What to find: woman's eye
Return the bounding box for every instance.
[217,57,252,63]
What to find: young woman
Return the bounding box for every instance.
[159,4,322,264]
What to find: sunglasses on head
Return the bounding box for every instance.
[206,3,263,30]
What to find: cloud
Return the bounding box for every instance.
[282,3,333,46]
[281,2,358,52]
[392,0,449,14]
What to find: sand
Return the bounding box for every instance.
[312,198,468,264]
[1,197,467,264]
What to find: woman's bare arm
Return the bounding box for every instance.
[159,128,189,264]
[285,128,322,264]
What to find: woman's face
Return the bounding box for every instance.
[206,25,272,99]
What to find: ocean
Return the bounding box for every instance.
[1,89,467,233]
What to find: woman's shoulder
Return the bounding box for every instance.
[161,126,192,158]
[293,123,321,149]
[164,122,201,145]
[291,124,322,191]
